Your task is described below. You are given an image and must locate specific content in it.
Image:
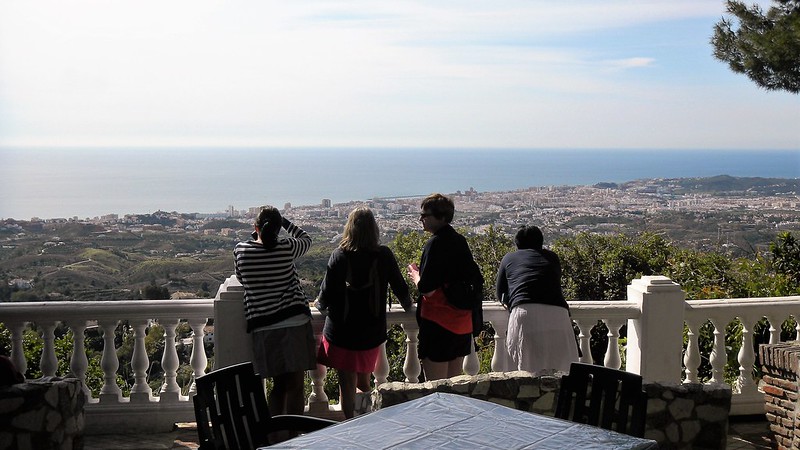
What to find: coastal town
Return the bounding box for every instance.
[4,176,799,254]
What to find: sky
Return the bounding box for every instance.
[0,0,798,150]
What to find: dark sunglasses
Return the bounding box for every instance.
[419,213,433,219]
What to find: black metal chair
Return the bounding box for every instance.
[193,362,337,449]
[554,362,648,438]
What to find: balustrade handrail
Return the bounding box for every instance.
[0,299,214,323]
[568,300,642,319]
[686,296,800,312]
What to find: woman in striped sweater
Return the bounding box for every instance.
[233,206,315,418]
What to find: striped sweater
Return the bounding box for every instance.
[233,220,312,332]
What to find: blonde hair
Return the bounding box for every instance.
[339,207,380,252]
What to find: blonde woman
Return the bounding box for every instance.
[316,207,411,418]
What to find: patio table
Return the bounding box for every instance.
[264,392,658,449]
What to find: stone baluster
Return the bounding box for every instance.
[683,317,702,383]
[574,319,593,364]
[129,319,153,402]
[401,323,420,382]
[463,339,479,375]
[708,317,727,384]
[98,320,122,402]
[765,315,780,345]
[40,322,58,377]
[735,316,758,395]
[159,320,181,401]
[308,327,330,413]
[65,321,91,399]
[490,319,509,372]
[308,364,330,413]
[7,321,28,378]
[604,318,624,370]
[374,342,389,386]
[188,318,208,396]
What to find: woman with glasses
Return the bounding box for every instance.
[407,193,483,380]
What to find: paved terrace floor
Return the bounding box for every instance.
[83,417,776,450]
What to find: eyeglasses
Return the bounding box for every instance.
[419,213,433,220]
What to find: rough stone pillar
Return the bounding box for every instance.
[213,276,254,369]
[625,276,686,383]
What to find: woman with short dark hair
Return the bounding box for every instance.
[408,193,483,381]
[496,225,578,375]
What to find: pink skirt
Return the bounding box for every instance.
[317,336,381,373]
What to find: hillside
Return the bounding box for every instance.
[1,175,798,302]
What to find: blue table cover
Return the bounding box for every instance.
[266,392,659,449]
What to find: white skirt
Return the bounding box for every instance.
[506,303,579,375]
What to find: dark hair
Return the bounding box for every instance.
[255,206,282,250]
[420,193,455,223]
[340,207,380,252]
[515,226,543,250]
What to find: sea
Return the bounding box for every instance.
[1,147,798,220]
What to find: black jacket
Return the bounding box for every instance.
[318,246,411,350]
[496,248,569,311]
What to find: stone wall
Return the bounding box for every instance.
[759,341,800,450]
[0,377,85,450]
[374,371,730,450]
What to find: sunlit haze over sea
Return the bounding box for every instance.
[1,148,798,220]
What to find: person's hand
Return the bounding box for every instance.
[313,299,328,316]
[407,263,420,285]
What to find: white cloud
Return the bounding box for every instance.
[0,0,796,149]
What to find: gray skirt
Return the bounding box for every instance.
[251,321,317,378]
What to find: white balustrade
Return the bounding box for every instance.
[682,296,800,413]
[0,299,213,433]
[3,278,800,431]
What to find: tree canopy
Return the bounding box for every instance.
[711,0,800,93]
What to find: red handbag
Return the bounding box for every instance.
[419,288,473,335]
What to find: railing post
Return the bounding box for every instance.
[625,276,685,383]
[307,324,330,414]
[98,320,123,402]
[8,321,28,377]
[213,276,254,369]
[159,320,182,402]
[129,319,153,402]
[574,319,594,364]
[401,323,421,382]
[603,318,625,370]
[39,322,58,377]
[683,317,702,383]
[463,340,479,375]
[490,317,509,372]
[65,321,92,400]
[188,317,209,396]
[374,342,389,385]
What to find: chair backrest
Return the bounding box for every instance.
[193,362,271,450]
[554,362,648,438]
